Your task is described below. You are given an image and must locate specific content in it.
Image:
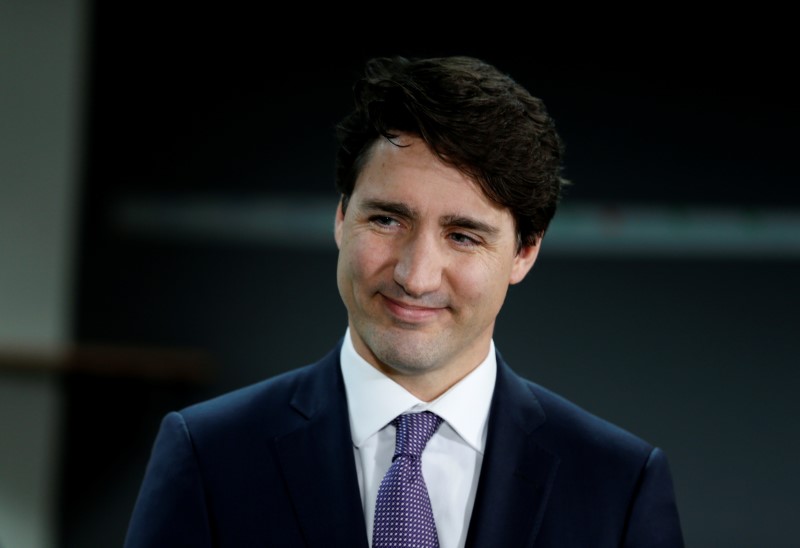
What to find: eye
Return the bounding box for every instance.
[369,215,400,228]
[449,232,479,247]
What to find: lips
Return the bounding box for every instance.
[381,294,446,323]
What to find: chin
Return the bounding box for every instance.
[368,329,444,373]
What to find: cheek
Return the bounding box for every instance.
[448,258,512,308]
[341,236,393,287]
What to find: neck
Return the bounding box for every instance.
[371,357,485,402]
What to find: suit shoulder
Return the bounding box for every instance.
[175,347,339,440]
[183,363,311,417]
[521,376,654,460]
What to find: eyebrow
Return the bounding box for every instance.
[362,199,416,219]
[361,198,500,236]
[440,214,500,236]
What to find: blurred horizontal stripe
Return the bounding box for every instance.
[113,194,800,258]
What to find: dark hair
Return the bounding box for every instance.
[334,55,567,248]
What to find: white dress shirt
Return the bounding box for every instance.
[340,327,497,548]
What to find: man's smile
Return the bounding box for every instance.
[380,294,448,323]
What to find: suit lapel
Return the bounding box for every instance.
[465,356,560,548]
[273,345,369,548]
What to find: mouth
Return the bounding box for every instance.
[381,294,447,323]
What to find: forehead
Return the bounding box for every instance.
[353,136,509,219]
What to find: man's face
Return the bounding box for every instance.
[334,134,539,395]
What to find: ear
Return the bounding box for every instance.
[509,240,541,285]
[334,198,345,250]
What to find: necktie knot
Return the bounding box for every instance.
[392,411,443,459]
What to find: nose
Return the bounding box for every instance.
[393,233,443,297]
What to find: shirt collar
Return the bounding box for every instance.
[340,327,496,454]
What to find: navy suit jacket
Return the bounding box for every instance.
[124,341,684,547]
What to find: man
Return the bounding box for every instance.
[125,56,684,547]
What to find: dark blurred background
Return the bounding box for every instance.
[2,3,798,547]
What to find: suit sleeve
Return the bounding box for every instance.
[124,411,213,548]
[623,447,685,548]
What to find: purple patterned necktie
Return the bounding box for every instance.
[373,411,444,548]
